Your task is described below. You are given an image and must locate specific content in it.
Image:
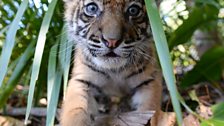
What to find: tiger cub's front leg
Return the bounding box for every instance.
[61,79,91,126]
[131,72,162,126]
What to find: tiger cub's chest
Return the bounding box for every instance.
[89,74,134,113]
[93,74,131,97]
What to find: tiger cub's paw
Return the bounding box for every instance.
[61,109,90,126]
[93,111,155,126]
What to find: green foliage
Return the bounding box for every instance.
[180,47,224,88]
[167,0,224,88]
[0,0,29,86]
[25,0,59,124]
[46,26,72,125]
[212,102,224,120]
[201,102,224,126]
[168,4,219,49]
[0,41,35,108]
[0,0,64,124]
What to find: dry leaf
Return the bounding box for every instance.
[197,104,212,119]
[94,111,155,126]
[183,114,200,126]
[157,111,176,126]
[0,116,24,126]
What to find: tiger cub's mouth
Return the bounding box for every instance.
[104,51,120,57]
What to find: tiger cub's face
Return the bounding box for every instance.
[64,0,152,69]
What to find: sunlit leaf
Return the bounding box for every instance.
[168,4,219,49]
[46,70,62,126]
[47,44,58,105]
[25,0,59,124]
[0,25,9,36]
[0,41,35,108]
[180,47,224,88]
[0,0,29,87]
[58,26,72,96]
[212,102,224,120]
[201,102,224,126]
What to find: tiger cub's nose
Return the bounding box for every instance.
[102,37,122,49]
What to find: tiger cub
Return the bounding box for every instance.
[61,0,162,126]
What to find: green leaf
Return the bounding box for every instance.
[201,119,224,126]
[25,0,58,124]
[46,70,62,126]
[212,102,224,120]
[0,41,35,108]
[0,25,9,36]
[46,40,59,126]
[195,0,221,8]
[58,26,72,96]
[180,47,224,88]
[168,5,219,49]
[47,44,58,105]
[144,0,182,125]
[0,0,29,87]
[201,102,224,126]
[189,90,200,103]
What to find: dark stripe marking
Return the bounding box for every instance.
[89,44,101,48]
[89,35,101,43]
[84,63,110,78]
[75,107,88,115]
[80,13,92,23]
[132,78,154,92]
[88,48,97,57]
[123,45,134,49]
[125,65,146,79]
[76,79,102,93]
[70,6,80,27]
[76,24,89,36]
[124,39,136,44]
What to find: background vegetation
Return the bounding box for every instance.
[0,0,223,125]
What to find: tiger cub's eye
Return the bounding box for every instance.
[84,2,99,16]
[127,5,142,17]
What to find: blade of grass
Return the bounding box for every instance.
[47,44,58,104]
[58,26,72,97]
[46,69,62,126]
[0,25,9,36]
[6,54,20,75]
[0,41,35,108]
[0,0,29,87]
[144,0,183,125]
[25,0,58,124]
[46,26,72,125]
[46,44,62,126]
[24,65,32,87]
[63,33,72,97]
